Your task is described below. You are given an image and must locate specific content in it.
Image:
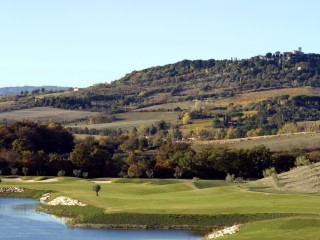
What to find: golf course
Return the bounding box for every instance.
[1,176,320,239]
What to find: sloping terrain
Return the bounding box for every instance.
[259,162,320,193]
[194,132,320,152]
[0,107,97,123]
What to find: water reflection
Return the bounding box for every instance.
[0,198,202,240]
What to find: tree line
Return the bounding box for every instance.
[0,120,316,179]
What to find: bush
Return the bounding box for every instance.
[11,168,18,176]
[263,167,277,178]
[73,169,82,178]
[234,177,244,183]
[225,173,235,183]
[22,167,29,176]
[92,184,101,196]
[57,170,66,177]
[295,156,311,167]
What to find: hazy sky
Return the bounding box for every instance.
[0,0,319,88]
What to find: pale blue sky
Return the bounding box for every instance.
[0,0,319,88]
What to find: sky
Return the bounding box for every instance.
[0,0,320,88]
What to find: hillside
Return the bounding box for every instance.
[29,50,320,112]
[0,86,70,96]
[259,162,320,193]
[1,50,320,143]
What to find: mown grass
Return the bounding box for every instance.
[222,217,320,240]
[37,204,303,230]
[1,177,320,237]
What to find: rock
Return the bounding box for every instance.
[39,193,51,203]
[0,187,24,193]
[205,224,241,239]
[46,196,86,206]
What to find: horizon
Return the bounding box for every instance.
[1,0,320,88]
[0,47,314,89]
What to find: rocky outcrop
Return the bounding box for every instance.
[205,225,241,239]
[0,187,25,193]
[39,193,51,203]
[45,196,86,206]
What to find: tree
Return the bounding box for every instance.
[213,118,223,128]
[11,167,18,176]
[225,127,238,139]
[182,112,191,125]
[173,166,183,179]
[208,146,238,174]
[22,167,29,176]
[57,170,65,177]
[146,169,154,178]
[225,173,235,183]
[70,138,95,169]
[73,169,82,178]
[93,184,101,196]
[82,172,89,178]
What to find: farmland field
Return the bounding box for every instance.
[137,86,320,111]
[194,132,320,152]
[0,107,98,123]
[210,86,320,107]
[69,111,180,130]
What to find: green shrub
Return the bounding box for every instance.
[263,167,277,177]
[57,170,65,177]
[92,184,101,196]
[295,156,311,167]
[73,169,82,178]
[225,173,235,183]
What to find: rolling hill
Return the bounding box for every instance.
[0,86,70,96]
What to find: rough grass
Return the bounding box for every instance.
[71,111,179,130]
[180,119,213,135]
[137,87,320,111]
[210,86,320,107]
[194,132,320,152]
[258,162,320,193]
[0,107,97,123]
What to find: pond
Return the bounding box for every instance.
[0,198,203,240]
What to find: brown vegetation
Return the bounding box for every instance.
[194,132,320,152]
[259,162,320,193]
[0,107,98,123]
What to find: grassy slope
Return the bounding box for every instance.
[223,218,320,240]
[1,178,320,215]
[137,86,320,111]
[0,107,98,123]
[194,132,320,152]
[70,111,180,130]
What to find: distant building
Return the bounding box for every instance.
[283,48,304,60]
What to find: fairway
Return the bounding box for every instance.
[2,177,320,215]
[1,177,320,239]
